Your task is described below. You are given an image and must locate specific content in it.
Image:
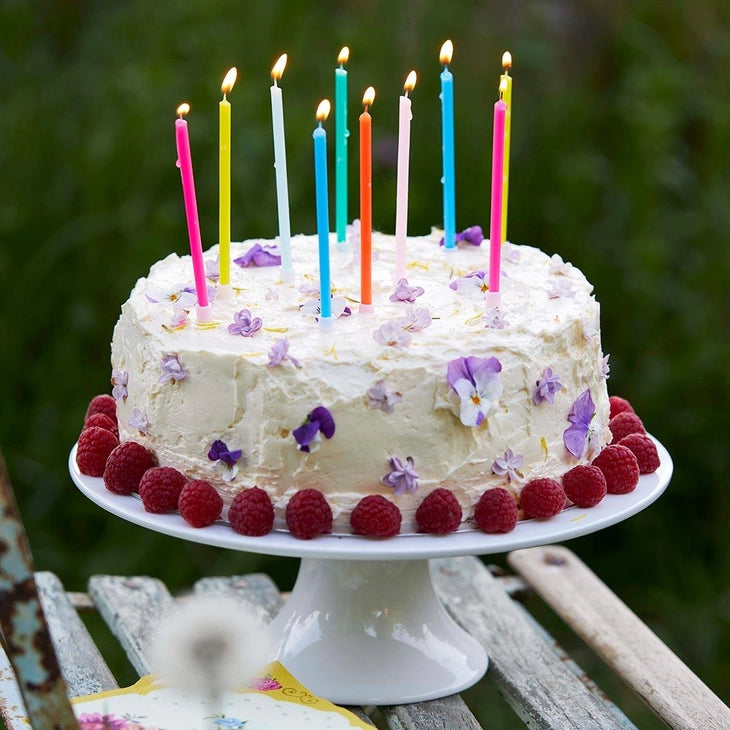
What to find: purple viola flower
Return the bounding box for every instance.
[128,408,149,435]
[483,307,509,330]
[492,449,524,483]
[373,320,412,348]
[389,278,425,303]
[234,242,282,268]
[208,439,243,467]
[534,367,563,405]
[293,406,336,453]
[367,380,403,413]
[381,456,419,496]
[300,295,349,321]
[563,389,595,458]
[159,353,187,383]
[439,225,484,247]
[398,306,432,332]
[111,370,128,400]
[228,309,263,337]
[446,356,503,427]
[267,337,302,368]
[449,270,489,299]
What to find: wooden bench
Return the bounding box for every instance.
[2,547,729,730]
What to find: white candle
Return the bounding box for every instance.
[394,70,417,281]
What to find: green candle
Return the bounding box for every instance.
[335,46,349,244]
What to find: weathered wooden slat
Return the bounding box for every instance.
[379,693,484,730]
[508,545,730,730]
[431,555,627,729]
[87,575,173,676]
[0,647,29,730]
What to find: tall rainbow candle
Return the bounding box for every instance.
[175,103,211,322]
[359,86,375,312]
[394,70,417,281]
[439,40,456,250]
[488,84,507,305]
[313,99,333,329]
[335,46,350,245]
[500,51,513,243]
[219,67,237,288]
[270,53,293,280]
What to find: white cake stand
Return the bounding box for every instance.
[69,438,672,706]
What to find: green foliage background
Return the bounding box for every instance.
[1,1,728,726]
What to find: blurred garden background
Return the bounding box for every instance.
[1,1,729,726]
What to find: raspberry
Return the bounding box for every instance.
[85,394,117,422]
[138,467,187,513]
[179,480,223,527]
[592,444,640,494]
[350,495,402,538]
[619,433,660,474]
[473,488,518,533]
[286,489,333,539]
[609,395,635,420]
[76,426,119,477]
[609,411,645,444]
[229,486,275,536]
[415,488,462,534]
[83,412,119,438]
[562,465,607,508]
[520,478,565,519]
[103,441,156,495]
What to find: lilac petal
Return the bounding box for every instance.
[234,243,282,268]
[446,355,501,390]
[208,440,227,461]
[268,338,289,367]
[563,425,587,458]
[458,225,484,245]
[563,389,595,457]
[293,420,320,452]
[219,448,242,466]
[311,406,336,439]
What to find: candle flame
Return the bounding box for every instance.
[404,70,417,93]
[176,102,190,118]
[499,78,508,97]
[221,67,237,95]
[271,54,287,81]
[439,39,453,66]
[338,46,350,65]
[362,86,375,109]
[316,99,331,122]
[502,50,512,70]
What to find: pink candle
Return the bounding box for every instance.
[394,71,417,281]
[175,103,211,319]
[488,97,507,299]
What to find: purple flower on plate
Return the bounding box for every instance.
[390,278,425,303]
[234,242,282,268]
[293,406,336,453]
[446,356,503,427]
[111,370,128,401]
[398,306,432,332]
[492,448,524,483]
[228,309,263,337]
[128,408,149,435]
[159,354,187,383]
[367,380,403,413]
[563,389,595,458]
[381,456,419,496]
[439,225,484,247]
[208,439,243,467]
[534,367,563,405]
[373,320,412,348]
[483,307,508,330]
[267,338,302,368]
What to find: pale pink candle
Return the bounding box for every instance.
[394,71,417,281]
[175,103,210,317]
[488,98,507,297]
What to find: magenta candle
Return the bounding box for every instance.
[175,103,211,318]
[488,97,507,298]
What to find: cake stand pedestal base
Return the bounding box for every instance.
[268,557,488,706]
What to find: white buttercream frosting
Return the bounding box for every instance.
[111,230,611,532]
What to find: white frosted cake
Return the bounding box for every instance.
[109,228,611,534]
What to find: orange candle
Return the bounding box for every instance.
[359,86,375,311]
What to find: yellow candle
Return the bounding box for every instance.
[219,66,237,286]
[500,51,512,243]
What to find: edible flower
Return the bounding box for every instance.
[389,278,424,303]
[483,307,509,330]
[228,309,263,337]
[234,242,282,268]
[548,279,575,299]
[449,270,489,299]
[267,338,302,368]
[492,448,524,483]
[366,380,403,413]
[159,354,187,384]
[208,440,243,467]
[534,367,563,405]
[381,456,419,496]
[145,283,197,309]
[563,389,595,458]
[293,406,336,453]
[111,370,128,401]
[439,225,483,247]
[373,320,412,348]
[601,354,611,379]
[399,306,432,332]
[300,296,350,321]
[446,356,503,427]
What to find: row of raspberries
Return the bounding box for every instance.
[76,393,659,540]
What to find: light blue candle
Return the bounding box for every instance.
[313,101,332,320]
[440,40,456,249]
[335,47,350,244]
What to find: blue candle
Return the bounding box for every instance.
[313,100,332,322]
[439,40,456,250]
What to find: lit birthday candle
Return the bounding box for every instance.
[360,86,375,312]
[394,70,417,281]
[335,46,350,246]
[270,53,293,280]
[500,51,513,243]
[313,100,333,330]
[488,81,507,307]
[439,40,456,250]
[219,67,237,289]
[175,103,212,322]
